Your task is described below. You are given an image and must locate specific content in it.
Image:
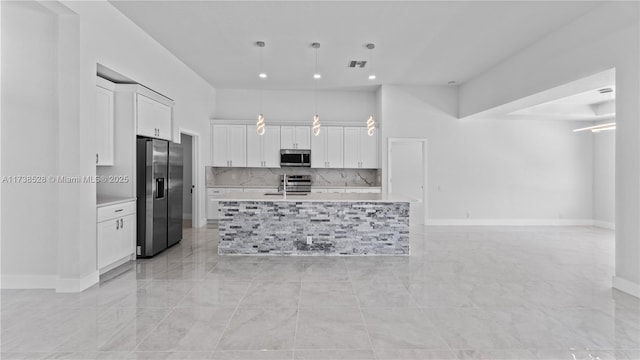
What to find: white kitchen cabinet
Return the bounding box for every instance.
[207,188,226,220]
[95,78,115,166]
[343,127,378,169]
[281,126,310,149]
[211,124,246,167]
[207,187,244,220]
[247,125,281,168]
[311,126,343,168]
[97,200,136,272]
[136,94,172,140]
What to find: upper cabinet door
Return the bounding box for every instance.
[343,127,360,168]
[246,125,263,168]
[262,126,281,168]
[310,129,326,168]
[227,125,246,167]
[280,126,295,149]
[360,128,378,168]
[295,126,311,149]
[95,84,114,166]
[325,127,344,168]
[154,102,172,141]
[136,94,172,140]
[136,95,157,138]
[211,124,229,167]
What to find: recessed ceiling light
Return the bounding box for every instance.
[448,81,456,85]
[313,73,321,79]
[259,73,267,79]
[368,74,376,80]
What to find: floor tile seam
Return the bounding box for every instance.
[212,277,256,352]
[345,259,377,359]
[131,304,177,352]
[291,273,305,360]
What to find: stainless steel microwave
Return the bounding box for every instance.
[280,149,311,167]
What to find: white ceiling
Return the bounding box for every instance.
[110,1,601,91]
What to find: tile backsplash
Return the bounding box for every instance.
[206,167,381,187]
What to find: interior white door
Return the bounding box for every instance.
[389,140,425,225]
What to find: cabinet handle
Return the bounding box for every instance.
[116,219,120,230]
[120,218,123,228]
[230,160,233,167]
[96,153,99,164]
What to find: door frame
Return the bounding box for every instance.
[178,128,201,227]
[387,138,428,225]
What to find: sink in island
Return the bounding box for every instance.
[217,192,411,256]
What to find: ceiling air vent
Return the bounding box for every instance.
[348,60,367,68]
[599,88,613,94]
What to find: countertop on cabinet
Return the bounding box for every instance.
[207,185,381,189]
[97,196,136,208]
[217,191,412,203]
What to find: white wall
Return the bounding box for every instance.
[1,2,60,286]
[1,0,216,290]
[215,89,375,123]
[380,85,594,223]
[458,2,639,295]
[593,129,615,226]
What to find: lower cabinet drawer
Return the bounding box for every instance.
[97,213,135,269]
[97,201,136,222]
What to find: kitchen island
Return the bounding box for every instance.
[217,192,411,256]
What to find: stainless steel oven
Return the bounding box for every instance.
[280,149,311,167]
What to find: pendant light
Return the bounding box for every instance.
[367,115,376,136]
[312,42,321,136]
[365,43,376,135]
[256,41,266,135]
[366,43,376,80]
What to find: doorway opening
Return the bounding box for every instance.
[180,131,198,229]
[388,138,428,225]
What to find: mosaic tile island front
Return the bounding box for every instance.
[218,196,410,256]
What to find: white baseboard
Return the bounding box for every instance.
[613,276,640,298]
[99,255,133,275]
[56,271,99,293]
[1,275,57,289]
[426,218,594,226]
[593,220,615,230]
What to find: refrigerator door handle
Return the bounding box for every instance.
[156,178,166,199]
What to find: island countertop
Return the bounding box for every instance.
[217,191,415,203]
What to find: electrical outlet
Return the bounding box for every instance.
[306,236,313,245]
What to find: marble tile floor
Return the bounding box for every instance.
[1,225,638,360]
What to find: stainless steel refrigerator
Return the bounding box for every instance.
[136,138,183,257]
